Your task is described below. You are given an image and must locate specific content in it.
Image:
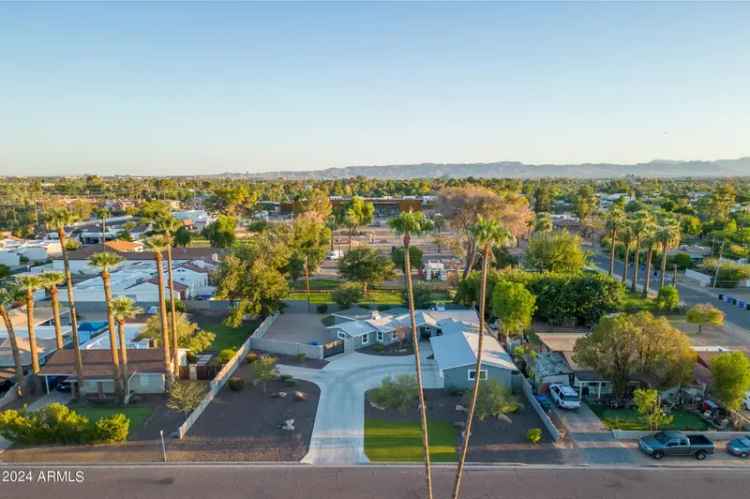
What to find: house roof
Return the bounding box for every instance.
[104,240,143,252]
[145,277,189,292]
[0,336,59,367]
[436,318,478,336]
[39,348,166,378]
[430,332,516,371]
[536,333,587,353]
[54,245,223,262]
[330,306,377,322]
[329,320,376,337]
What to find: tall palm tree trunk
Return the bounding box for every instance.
[403,233,433,499]
[659,242,668,289]
[643,246,654,297]
[165,245,179,377]
[452,245,490,499]
[631,239,641,292]
[0,306,25,398]
[622,246,630,285]
[117,320,129,404]
[59,228,85,398]
[101,271,122,397]
[155,252,173,388]
[25,290,42,393]
[304,256,311,313]
[608,228,617,276]
[49,287,64,350]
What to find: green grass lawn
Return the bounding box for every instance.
[291,278,342,290]
[194,316,262,351]
[74,406,153,433]
[589,405,709,431]
[364,418,458,462]
[286,289,404,305]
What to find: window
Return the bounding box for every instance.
[361,334,369,345]
[468,369,488,381]
[377,331,384,342]
[337,331,347,340]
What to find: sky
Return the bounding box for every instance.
[1,1,749,176]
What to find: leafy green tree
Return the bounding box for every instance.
[468,380,521,422]
[709,351,750,412]
[288,213,332,309]
[202,214,237,248]
[167,381,207,413]
[0,265,10,279]
[573,312,695,397]
[251,356,279,393]
[337,247,395,296]
[332,283,364,308]
[344,196,375,248]
[655,285,680,312]
[391,246,424,272]
[491,280,536,337]
[214,236,290,325]
[525,230,587,273]
[403,283,433,309]
[369,375,418,413]
[533,212,553,233]
[686,303,725,333]
[174,226,193,247]
[633,388,673,431]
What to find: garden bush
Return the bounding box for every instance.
[369,375,418,413]
[94,413,130,443]
[655,285,680,313]
[527,428,543,444]
[214,348,237,366]
[280,374,294,382]
[293,352,306,363]
[316,304,328,314]
[246,352,259,364]
[333,283,363,308]
[373,344,385,353]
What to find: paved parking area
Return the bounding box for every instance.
[263,312,332,345]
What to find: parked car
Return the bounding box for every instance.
[549,384,581,410]
[638,431,715,460]
[743,391,750,411]
[727,436,750,458]
[55,378,73,393]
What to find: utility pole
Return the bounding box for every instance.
[712,239,726,288]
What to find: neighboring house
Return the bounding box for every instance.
[39,348,167,395]
[172,209,212,231]
[430,329,519,391]
[326,307,479,354]
[533,332,613,399]
[0,237,63,265]
[423,261,447,281]
[81,323,150,350]
[0,326,71,368]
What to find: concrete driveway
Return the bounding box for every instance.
[263,312,332,345]
[278,345,441,465]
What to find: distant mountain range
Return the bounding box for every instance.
[220,157,750,180]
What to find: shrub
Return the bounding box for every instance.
[246,352,259,364]
[167,381,207,414]
[469,380,522,421]
[293,352,306,363]
[332,283,363,308]
[369,375,418,413]
[667,253,694,271]
[283,378,297,387]
[186,351,198,364]
[94,414,130,443]
[316,304,329,314]
[373,344,385,353]
[214,348,237,366]
[228,377,245,391]
[702,258,750,288]
[655,285,680,313]
[527,428,543,444]
[251,356,279,392]
[686,303,725,333]
[280,374,294,382]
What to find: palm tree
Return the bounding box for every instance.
[89,252,124,397]
[620,223,634,286]
[146,236,173,388]
[38,272,66,350]
[605,205,625,276]
[640,222,658,297]
[94,207,110,244]
[111,296,143,404]
[654,218,681,290]
[15,275,43,392]
[388,211,435,499]
[451,217,512,499]
[153,216,182,376]
[45,207,85,397]
[0,284,25,397]
[629,210,654,293]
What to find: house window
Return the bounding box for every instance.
[377,331,384,342]
[337,331,347,340]
[468,369,488,381]
[361,335,369,345]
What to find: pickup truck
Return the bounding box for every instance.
[638,431,715,460]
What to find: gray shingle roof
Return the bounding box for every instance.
[430,332,516,371]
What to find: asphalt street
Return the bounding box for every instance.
[592,254,750,333]
[1,464,749,499]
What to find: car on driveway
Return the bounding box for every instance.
[549,384,581,410]
[727,436,750,458]
[639,431,715,460]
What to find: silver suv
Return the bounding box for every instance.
[549,384,582,410]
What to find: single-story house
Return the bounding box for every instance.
[39,348,167,395]
[430,330,519,390]
[534,332,613,399]
[0,326,72,369]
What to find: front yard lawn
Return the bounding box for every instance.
[73,405,153,433]
[286,289,403,305]
[589,404,709,431]
[364,418,457,462]
[194,315,262,351]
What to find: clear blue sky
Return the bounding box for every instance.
[1,1,748,176]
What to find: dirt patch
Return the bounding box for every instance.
[365,388,564,464]
[175,363,320,461]
[251,350,328,369]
